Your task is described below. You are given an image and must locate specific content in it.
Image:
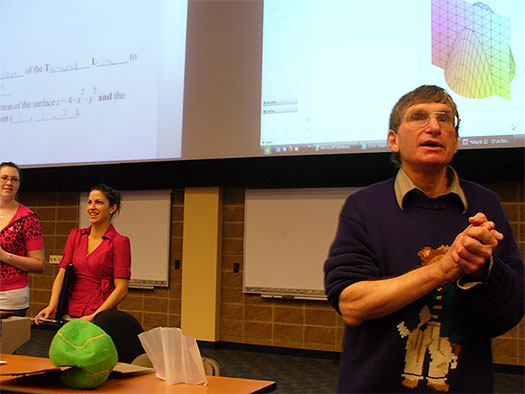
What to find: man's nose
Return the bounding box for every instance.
[426,115,442,133]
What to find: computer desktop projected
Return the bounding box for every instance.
[260,0,525,156]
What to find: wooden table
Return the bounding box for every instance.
[0,354,276,393]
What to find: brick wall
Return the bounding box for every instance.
[483,182,525,366]
[22,180,524,365]
[20,192,79,317]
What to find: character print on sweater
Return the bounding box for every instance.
[397,245,462,392]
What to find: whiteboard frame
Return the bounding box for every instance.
[243,187,359,299]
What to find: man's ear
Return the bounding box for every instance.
[387,129,399,152]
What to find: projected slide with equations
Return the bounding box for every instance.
[260,0,524,156]
[0,0,187,166]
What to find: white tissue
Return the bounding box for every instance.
[138,327,208,385]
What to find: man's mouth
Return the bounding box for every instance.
[420,141,443,148]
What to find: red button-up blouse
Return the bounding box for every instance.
[59,224,131,317]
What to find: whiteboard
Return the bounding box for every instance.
[243,188,359,299]
[80,190,171,289]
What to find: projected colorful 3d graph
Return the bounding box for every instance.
[432,0,515,100]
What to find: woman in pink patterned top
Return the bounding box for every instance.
[0,162,45,316]
[35,184,131,323]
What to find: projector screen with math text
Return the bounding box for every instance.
[1,0,187,166]
[1,0,523,169]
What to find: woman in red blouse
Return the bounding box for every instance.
[35,184,131,323]
[0,162,45,316]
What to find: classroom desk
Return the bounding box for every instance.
[0,354,276,393]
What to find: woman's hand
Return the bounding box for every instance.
[34,305,57,325]
[80,313,96,323]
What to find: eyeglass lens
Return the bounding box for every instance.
[0,176,20,183]
[406,111,457,129]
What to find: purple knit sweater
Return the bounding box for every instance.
[324,176,524,393]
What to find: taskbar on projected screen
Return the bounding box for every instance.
[260,135,523,156]
[261,141,389,156]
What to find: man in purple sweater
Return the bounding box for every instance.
[324,85,524,393]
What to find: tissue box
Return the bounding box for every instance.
[138,327,208,385]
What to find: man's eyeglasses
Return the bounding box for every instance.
[0,176,20,184]
[405,111,460,131]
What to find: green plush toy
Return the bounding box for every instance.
[49,320,118,389]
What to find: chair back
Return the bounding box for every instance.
[202,357,221,376]
[93,310,145,364]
